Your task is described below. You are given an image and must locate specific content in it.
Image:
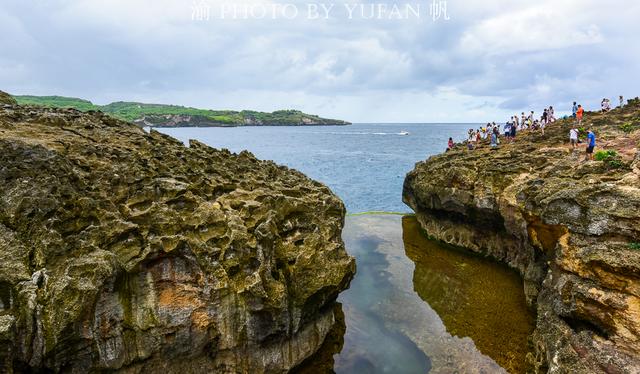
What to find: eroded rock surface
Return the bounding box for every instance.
[404,100,640,373]
[0,104,355,373]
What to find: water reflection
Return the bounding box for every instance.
[333,235,431,373]
[403,217,535,373]
[292,303,346,374]
[297,215,534,373]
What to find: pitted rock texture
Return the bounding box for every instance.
[0,104,355,373]
[404,100,640,373]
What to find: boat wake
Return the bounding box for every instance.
[321,131,411,136]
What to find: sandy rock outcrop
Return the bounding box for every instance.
[404,100,640,373]
[0,104,355,373]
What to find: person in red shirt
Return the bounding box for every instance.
[447,137,454,151]
[576,105,585,125]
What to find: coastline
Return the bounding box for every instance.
[403,100,640,372]
[143,122,352,128]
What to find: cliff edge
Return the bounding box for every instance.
[0,101,355,372]
[404,100,640,373]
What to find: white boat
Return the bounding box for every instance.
[399,131,410,136]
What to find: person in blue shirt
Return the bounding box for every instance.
[572,102,578,118]
[586,128,596,160]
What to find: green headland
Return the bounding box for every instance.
[12,95,350,127]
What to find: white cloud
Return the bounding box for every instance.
[0,0,639,122]
[459,5,604,55]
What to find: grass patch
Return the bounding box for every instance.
[629,243,640,251]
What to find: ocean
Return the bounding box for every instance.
[157,123,472,213]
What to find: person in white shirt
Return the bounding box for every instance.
[570,126,579,149]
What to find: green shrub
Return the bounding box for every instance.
[594,150,617,161]
[578,127,587,138]
[620,122,637,133]
[607,159,624,169]
[629,243,640,250]
[595,150,625,169]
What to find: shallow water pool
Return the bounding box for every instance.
[296,215,535,373]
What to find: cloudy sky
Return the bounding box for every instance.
[1,0,638,122]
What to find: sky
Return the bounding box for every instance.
[1,0,639,123]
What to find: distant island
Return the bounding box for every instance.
[12,95,351,127]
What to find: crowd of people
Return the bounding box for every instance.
[459,105,558,151]
[445,96,626,161]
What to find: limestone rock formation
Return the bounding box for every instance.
[0,104,355,373]
[0,91,17,106]
[404,100,640,373]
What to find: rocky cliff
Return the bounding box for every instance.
[404,101,640,373]
[0,100,355,372]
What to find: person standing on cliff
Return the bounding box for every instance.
[490,127,499,148]
[572,102,578,119]
[585,128,596,161]
[620,95,625,108]
[576,105,584,125]
[570,126,579,149]
[447,137,454,151]
[510,118,517,140]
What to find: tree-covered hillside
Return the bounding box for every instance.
[13,95,350,127]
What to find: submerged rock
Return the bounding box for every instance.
[404,101,640,373]
[0,103,355,373]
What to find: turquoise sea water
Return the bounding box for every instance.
[158,123,471,213]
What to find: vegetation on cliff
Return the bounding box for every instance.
[0,102,355,372]
[13,95,351,127]
[0,91,17,106]
[404,99,640,373]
